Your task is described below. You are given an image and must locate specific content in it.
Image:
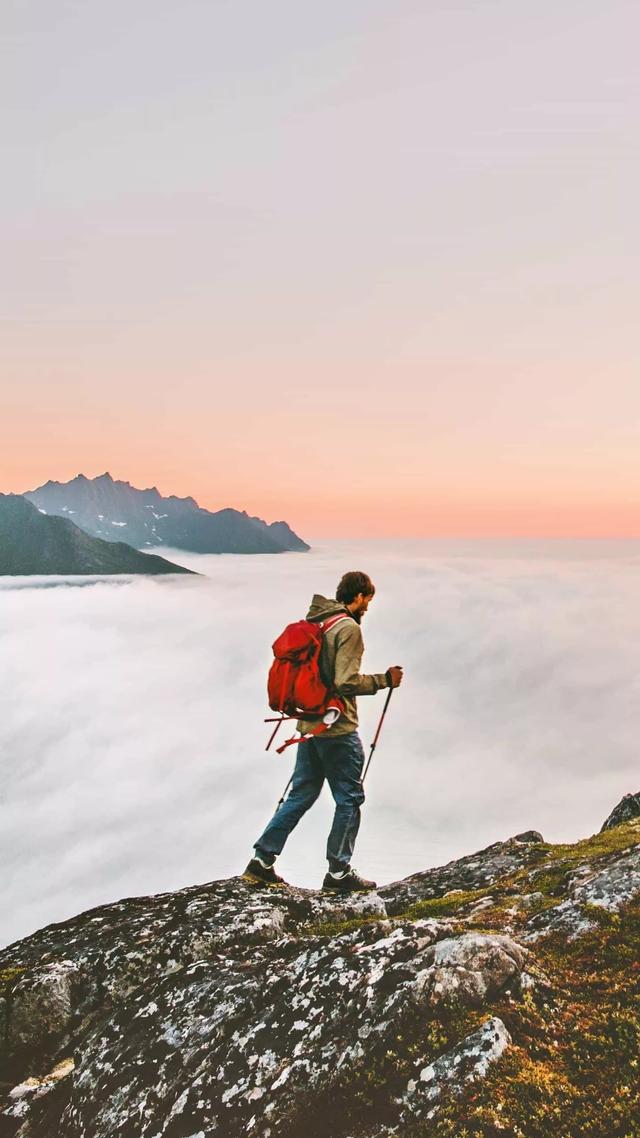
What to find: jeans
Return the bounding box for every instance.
[254,732,366,872]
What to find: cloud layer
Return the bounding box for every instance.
[2,538,639,946]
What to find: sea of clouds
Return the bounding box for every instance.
[2,537,640,947]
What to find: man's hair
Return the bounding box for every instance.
[336,570,375,605]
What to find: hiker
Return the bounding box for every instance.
[245,570,403,893]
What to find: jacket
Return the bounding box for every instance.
[296,594,389,738]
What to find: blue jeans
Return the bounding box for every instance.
[254,732,366,872]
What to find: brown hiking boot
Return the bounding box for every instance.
[242,857,286,887]
[322,867,376,893]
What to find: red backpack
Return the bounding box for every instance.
[265,613,350,753]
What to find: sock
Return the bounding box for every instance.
[329,867,349,879]
[254,852,275,869]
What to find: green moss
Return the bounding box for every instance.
[521,893,556,916]
[294,821,640,1136]
[0,966,25,997]
[397,825,638,927]
[302,914,387,939]
[500,821,637,892]
[544,818,640,865]
[580,902,621,928]
[402,887,492,921]
[302,821,639,945]
[423,896,640,1138]
[528,865,571,898]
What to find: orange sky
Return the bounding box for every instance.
[3,1,639,538]
[4,432,639,539]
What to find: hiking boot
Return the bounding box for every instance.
[322,867,377,893]
[242,857,286,887]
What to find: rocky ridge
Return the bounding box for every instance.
[1,793,639,1138]
[25,474,309,555]
[0,495,194,577]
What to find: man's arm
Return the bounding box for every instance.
[333,623,389,696]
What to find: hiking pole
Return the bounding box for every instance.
[362,686,393,783]
[274,773,294,814]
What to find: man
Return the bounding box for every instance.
[244,570,403,893]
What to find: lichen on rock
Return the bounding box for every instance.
[1,791,639,1137]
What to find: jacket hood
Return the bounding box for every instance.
[306,594,350,622]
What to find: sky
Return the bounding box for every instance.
[2,539,639,948]
[2,0,639,537]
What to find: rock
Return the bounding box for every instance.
[413,933,526,1008]
[4,1057,75,1128]
[601,791,640,831]
[520,891,544,910]
[58,917,452,1138]
[524,843,640,941]
[7,962,80,1067]
[399,1016,512,1121]
[512,830,545,844]
[1,790,639,1137]
[378,837,548,916]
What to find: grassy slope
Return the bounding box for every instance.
[305,820,640,1138]
[426,903,640,1137]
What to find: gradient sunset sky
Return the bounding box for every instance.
[3,0,639,537]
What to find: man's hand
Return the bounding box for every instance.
[386,665,404,689]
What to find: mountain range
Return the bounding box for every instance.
[25,473,309,555]
[0,495,194,577]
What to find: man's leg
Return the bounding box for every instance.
[253,738,324,864]
[319,732,366,872]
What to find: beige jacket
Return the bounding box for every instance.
[296,594,389,738]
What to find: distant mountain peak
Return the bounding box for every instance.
[167,493,199,509]
[23,474,309,554]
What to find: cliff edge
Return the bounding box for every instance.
[1,793,639,1137]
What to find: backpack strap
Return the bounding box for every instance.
[274,697,344,753]
[275,720,332,754]
[318,613,352,633]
